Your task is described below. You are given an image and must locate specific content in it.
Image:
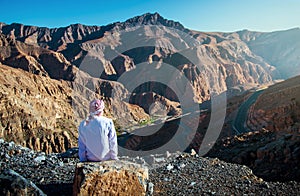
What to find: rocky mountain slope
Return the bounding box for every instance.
[1,13,295,103]
[207,76,300,182]
[0,63,77,153]
[0,61,153,153]
[248,75,300,133]
[238,28,300,78]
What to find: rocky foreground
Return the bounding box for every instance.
[1,139,300,195]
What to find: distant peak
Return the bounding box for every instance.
[122,12,186,31]
[285,27,300,32]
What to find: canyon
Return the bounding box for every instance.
[1,13,299,153]
[0,13,300,193]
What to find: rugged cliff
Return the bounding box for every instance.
[208,76,300,181]
[0,59,152,154]
[248,75,300,133]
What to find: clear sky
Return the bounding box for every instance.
[0,0,299,32]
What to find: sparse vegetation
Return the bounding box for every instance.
[139,116,157,126]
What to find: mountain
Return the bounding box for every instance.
[0,34,150,153]
[0,33,75,80]
[0,13,186,49]
[238,28,300,78]
[207,75,300,181]
[0,13,286,102]
[0,12,300,154]
[248,75,300,132]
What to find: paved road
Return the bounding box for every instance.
[232,90,264,134]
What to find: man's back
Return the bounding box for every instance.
[78,115,118,162]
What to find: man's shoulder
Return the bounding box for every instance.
[79,120,86,128]
[78,120,87,133]
[95,116,113,123]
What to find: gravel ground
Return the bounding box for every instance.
[149,153,300,195]
[1,139,300,196]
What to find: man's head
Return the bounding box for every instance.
[89,99,105,116]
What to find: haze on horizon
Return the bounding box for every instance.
[0,0,299,32]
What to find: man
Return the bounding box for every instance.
[78,99,118,162]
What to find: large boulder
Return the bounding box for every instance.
[73,160,149,196]
[0,169,46,196]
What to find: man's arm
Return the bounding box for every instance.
[78,125,87,162]
[108,120,118,160]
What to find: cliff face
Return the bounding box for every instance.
[0,33,74,80]
[208,76,300,181]
[0,63,76,153]
[0,62,152,153]
[239,28,300,78]
[207,129,300,181]
[248,75,300,133]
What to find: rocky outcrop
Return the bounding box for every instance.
[0,169,46,196]
[122,12,186,31]
[73,161,149,196]
[0,33,75,80]
[207,129,300,182]
[130,92,181,116]
[247,75,300,133]
[0,63,78,153]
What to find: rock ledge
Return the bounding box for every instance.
[73,160,148,196]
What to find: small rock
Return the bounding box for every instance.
[34,155,46,163]
[179,163,186,169]
[166,164,174,171]
[58,161,64,167]
[165,151,171,158]
[155,157,165,163]
[5,154,10,159]
[191,149,197,156]
[147,182,154,195]
[190,181,196,186]
[39,177,45,183]
[262,182,270,189]
[8,141,15,148]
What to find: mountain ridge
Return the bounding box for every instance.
[1,12,299,81]
[1,12,299,34]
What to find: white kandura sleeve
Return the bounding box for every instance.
[78,124,87,162]
[108,120,118,160]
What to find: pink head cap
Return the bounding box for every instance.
[89,99,105,115]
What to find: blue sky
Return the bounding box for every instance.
[0,0,299,32]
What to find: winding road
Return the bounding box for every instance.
[232,90,264,134]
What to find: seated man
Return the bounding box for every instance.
[78,99,118,162]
